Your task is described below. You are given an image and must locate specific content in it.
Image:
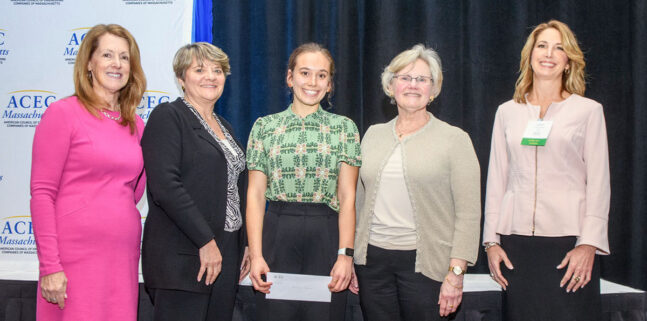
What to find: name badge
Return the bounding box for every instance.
[521,120,553,146]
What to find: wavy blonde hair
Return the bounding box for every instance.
[514,20,585,103]
[73,24,146,134]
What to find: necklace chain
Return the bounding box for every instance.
[101,110,121,121]
[396,114,430,138]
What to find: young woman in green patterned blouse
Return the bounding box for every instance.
[246,43,361,321]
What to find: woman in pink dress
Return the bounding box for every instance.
[30,24,147,321]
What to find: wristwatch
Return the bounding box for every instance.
[448,266,466,276]
[338,248,354,257]
[484,242,500,251]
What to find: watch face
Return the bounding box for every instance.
[346,248,354,257]
[452,266,463,275]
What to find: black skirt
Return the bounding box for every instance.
[500,234,601,321]
[255,201,347,321]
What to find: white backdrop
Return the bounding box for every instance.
[0,0,192,280]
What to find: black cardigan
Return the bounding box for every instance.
[141,98,247,293]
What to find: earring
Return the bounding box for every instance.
[565,68,570,74]
[428,95,434,105]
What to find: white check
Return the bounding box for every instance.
[265,272,333,302]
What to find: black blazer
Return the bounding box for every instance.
[141,98,247,293]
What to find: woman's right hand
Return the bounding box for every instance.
[40,271,67,309]
[349,265,359,294]
[486,244,514,290]
[249,256,272,293]
[197,239,222,285]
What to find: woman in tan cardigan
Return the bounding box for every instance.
[352,44,481,320]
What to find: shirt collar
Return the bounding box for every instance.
[524,92,576,108]
[284,103,326,121]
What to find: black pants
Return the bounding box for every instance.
[355,244,444,321]
[255,201,347,321]
[501,234,601,321]
[148,231,240,321]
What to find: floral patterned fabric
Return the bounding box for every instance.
[246,105,361,211]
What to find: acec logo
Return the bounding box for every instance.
[4,90,57,120]
[0,216,36,250]
[64,27,90,65]
[138,90,172,120]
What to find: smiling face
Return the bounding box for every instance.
[530,27,570,81]
[87,33,131,102]
[286,51,332,109]
[178,58,226,106]
[390,58,433,112]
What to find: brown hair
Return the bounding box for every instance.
[73,24,146,133]
[287,43,335,106]
[514,20,586,103]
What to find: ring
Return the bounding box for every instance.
[51,298,57,303]
[574,276,581,282]
[449,304,453,308]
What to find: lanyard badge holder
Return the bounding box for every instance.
[521,120,553,146]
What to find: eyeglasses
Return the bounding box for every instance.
[393,74,433,85]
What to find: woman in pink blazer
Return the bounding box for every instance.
[483,20,610,321]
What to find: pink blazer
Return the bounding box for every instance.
[483,94,610,254]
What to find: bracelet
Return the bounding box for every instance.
[484,242,500,251]
[445,276,463,289]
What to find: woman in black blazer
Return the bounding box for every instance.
[141,42,249,321]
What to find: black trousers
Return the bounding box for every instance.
[148,231,240,321]
[501,234,601,321]
[354,244,445,321]
[255,201,347,321]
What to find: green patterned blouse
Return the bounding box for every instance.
[246,105,362,211]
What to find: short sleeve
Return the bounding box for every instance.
[246,117,268,173]
[338,117,361,167]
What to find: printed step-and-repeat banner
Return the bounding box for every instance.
[0,0,192,280]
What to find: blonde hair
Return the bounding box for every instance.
[381,44,443,102]
[73,24,146,134]
[514,20,586,103]
[173,42,231,80]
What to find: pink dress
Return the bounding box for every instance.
[30,96,146,321]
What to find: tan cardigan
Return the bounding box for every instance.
[354,113,481,282]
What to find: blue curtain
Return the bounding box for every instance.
[192,0,212,43]
[211,1,364,145]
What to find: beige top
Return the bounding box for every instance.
[369,144,417,250]
[355,113,481,282]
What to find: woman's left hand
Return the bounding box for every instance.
[438,272,463,317]
[328,255,353,292]
[239,246,251,282]
[557,244,596,292]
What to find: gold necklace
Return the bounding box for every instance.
[396,114,430,138]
